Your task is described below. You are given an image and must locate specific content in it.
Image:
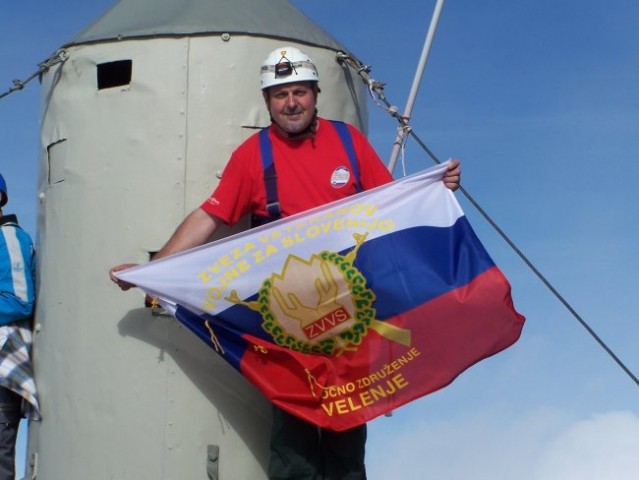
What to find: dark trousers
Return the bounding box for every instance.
[268,407,367,480]
[0,387,20,480]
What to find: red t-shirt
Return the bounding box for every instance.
[201,118,393,225]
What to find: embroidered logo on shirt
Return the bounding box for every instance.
[330,166,350,188]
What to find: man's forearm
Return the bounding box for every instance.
[153,208,222,260]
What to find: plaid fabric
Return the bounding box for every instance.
[0,216,39,420]
[0,320,39,420]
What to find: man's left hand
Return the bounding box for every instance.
[444,159,461,191]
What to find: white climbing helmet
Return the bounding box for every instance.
[260,46,319,90]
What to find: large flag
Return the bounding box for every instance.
[117,162,525,431]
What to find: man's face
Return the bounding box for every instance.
[264,81,318,135]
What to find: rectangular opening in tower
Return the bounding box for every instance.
[97,60,132,89]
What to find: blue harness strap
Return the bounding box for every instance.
[258,128,282,219]
[331,120,362,193]
[253,120,361,226]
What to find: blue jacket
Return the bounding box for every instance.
[0,214,35,326]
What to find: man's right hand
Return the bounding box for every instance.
[109,263,138,291]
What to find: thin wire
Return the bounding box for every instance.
[0,50,68,101]
[407,128,639,387]
[338,50,639,388]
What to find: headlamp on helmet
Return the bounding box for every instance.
[260,46,319,90]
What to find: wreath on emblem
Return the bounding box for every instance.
[226,233,411,357]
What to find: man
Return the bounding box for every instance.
[111,46,460,479]
[0,173,39,480]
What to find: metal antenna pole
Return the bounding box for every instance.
[388,0,446,174]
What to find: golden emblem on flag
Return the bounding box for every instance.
[227,233,411,356]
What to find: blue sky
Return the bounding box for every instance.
[2,1,639,478]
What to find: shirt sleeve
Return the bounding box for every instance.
[200,136,261,226]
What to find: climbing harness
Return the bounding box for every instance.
[251,120,362,227]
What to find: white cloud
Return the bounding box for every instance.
[534,411,639,480]
[366,409,639,480]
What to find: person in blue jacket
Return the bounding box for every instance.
[0,173,39,480]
